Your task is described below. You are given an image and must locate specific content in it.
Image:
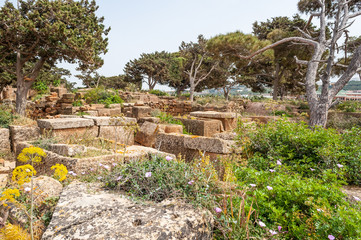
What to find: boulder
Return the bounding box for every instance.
[42,181,213,240]
[22,176,63,205]
[135,121,159,147]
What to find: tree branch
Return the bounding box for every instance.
[349,11,361,18]
[238,37,318,60]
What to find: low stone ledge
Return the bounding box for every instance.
[190,111,237,119]
[37,118,94,129]
[83,116,137,126]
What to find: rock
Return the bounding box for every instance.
[0,174,8,188]
[42,181,213,240]
[37,118,94,130]
[132,106,152,119]
[189,111,237,131]
[22,176,63,204]
[98,126,135,145]
[48,144,86,157]
[135,121,159,147]
[184,136,234,154]
[83,116,137,126]
[176,118,223,137]
[212,132,237,141]
[9,125,40,151]
[0,128,10,150]
[138,117,160,125]
[159,124,183,134]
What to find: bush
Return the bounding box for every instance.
[32,80,49,94]
[336,101,361,112]
[240,119,361,184]
[84,87,123,107]
[155,112,191,134]
[0,108,14,128]
[148,89,169,96]
[102,155,219,204]
[231,167,361,239]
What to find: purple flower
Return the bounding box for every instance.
[267,186,273,190]
[97,176,102,180]
[278,226,282,232]
[269,169,275,173]
[310,168,315,171]
[188,180,195,185]
[215,207,222,213]
[112,163,117,167]
[276,160,282,166]
[68,171,74,175]
[353,196,361,201]
[165,156,173,161]
[90,168,94,171]
[328,235,335,240]
[116,176,122,181]
[317,209,324,212]
[103,165,110,170]
[336,164,343,168]
[258,221,266,227]
[24,187,31,192]
[81,172,86,175]
[269,230,277,235]
[249,184,256,187]
[98,163,103,167]
[145,172,152,178]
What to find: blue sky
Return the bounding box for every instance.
[5,0,361,87]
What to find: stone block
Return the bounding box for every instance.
[158,124,183,134]
[98,126,135,145]
[189,111,237,131]
[9,125,40,151]
[42,181,213,240]
[84,116,137,126]
[132,106,152,119]
[109,108,122,116]
[176,118,222,137]
[155,133,197,161]
[135,121,159,147]
[184,135,234,154]
[138,117,160,125]
[48,144,86,157]
[0,128,10,150]
[47,126,99,140]
[37,118,94,130]
[84,111,98,116]
[0,174,8,188]
[97,108,111,116]
[90,104,106,109]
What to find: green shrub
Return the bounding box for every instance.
[32,80,49,94]
[84,87,123,107]
[72,100,83,107]
[272,110,293,117]
[336,101,361,112]
[231,167,361,239]
[149,89,169,96]
[240,119,361,184]
[102,155,219,204]
[0,106,16,128]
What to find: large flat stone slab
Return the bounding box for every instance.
[83,116,136,126]
[37,118,94,129]
[189,111,237,119]
[42,181,213,240]
[184,136,234,154]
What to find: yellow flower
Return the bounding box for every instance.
[0,223,31,240]
[51,164,68,182]
[0,188,20,206]
[17,146,46,163]
[12,165,36,185]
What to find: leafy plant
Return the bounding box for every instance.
[149,89,169,96]
[32,81,48,94]
[84,87,123,107]
[155,111,191,134]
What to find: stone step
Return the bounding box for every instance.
[0,174,8,188]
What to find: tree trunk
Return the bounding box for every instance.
[223,87,229,101]
[189,77,195,102]
[15,77,32,116]
[272,63,281,100]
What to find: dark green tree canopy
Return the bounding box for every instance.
[0,0,110,114]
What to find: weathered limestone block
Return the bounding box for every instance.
[184,136,234,154]
[84,116,137,126]
[135,121,159,147]
[212,132,237,141]
[189,111,237,131]
[138,117,160,125]
[48,144,86,157]
[109,108,122,116]
[98,126,135,145]
[37,118,97,139]
[38,118,94,130]
[176,118,222,137]
[0,128,10,150]
[42,181,213,240]
[155,133,197,161]
[97,108,111,116]
[132,106,152,119]
[158,124,183,134]
[9,125,40,151]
